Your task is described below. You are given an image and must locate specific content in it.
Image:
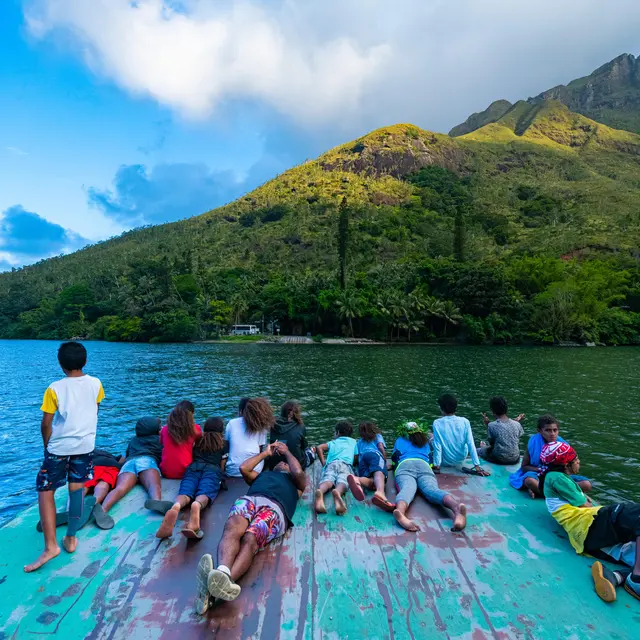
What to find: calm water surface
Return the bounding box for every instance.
[0,340,638,525]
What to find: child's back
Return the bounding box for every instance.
[326,435,358,465]
[126,417,162,463]
[43,372,104,455]
[432,394,481,468]
[160,406,202,479]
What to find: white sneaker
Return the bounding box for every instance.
[208,568,241,602]
[194,554,214,615]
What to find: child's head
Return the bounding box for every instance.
[242,398,275,434]
[408,431,428,448]
[358,422,380,442]
[58,341,87,373]
[541,442,579,475]
[438,394,457,415]
[135,416,161,437]
[280,400,303,425]
[489,396,508,417]
[402,422,429,448]
[198,416,225,454]
[167,405,195,444]
[537,414,560,443]
[177,400,195,414]
[335,421,353,438]
[238,397,249,416]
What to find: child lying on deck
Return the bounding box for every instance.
[315,421,357,515]
[539,442,640,604]
[156,417,228,540]
[509,414,592,498]
[347,422,395,513]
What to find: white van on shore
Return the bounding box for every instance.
[231,324,260,335]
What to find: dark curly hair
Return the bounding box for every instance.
[359,422,380,442]
[280,400,303,425]
[335,421,353,437]
[197,416,225,454]
[242,398,275,434]
[166,405,196,445]
[489,396,508,416]
[538,414,559,430]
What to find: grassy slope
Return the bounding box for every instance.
[2,106,640,302]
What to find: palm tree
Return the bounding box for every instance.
[441,300,463,336]
[336,289,364,337]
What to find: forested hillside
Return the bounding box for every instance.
[1,101,640,345]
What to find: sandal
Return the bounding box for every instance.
[347,475,365,502]
[182,527,205,540]
[591,561,617,603]
[372,495,396,513]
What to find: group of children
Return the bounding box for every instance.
[25,342,640,609]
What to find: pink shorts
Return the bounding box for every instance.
[229,496,285,549]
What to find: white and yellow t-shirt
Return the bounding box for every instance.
[41,375,105,456]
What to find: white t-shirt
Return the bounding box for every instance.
[41,374,105,456]
[224,417,267,477]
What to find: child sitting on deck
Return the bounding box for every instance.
[315,421,357,515]
[268,400,316,470]
[509,414,591,498]
[25,342,105,573]
[432,394,490,477]
[101,417,173,518]
[347,422,395,512]
[156,417,228,540]
[392,422,466,532]
[159,401,202,480]
[478,396,525,465]
[539,442,640,604]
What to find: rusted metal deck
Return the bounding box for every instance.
[0,464,637,639]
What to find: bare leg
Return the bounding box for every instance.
[25,491,60,572]
[229,533,259,582]
[315,481,333,514]
[184,496,210,533]
[372,471,386,501]
[442,494,467,531]
[93,481,111,505]
[102,472,138,513]
[217,515,249,570]
[523,476,540,499]
[156,495,192,539]
[139,469,162,501]
[332,483,348,515]
[393,499,420,532]
[358,477,375,490]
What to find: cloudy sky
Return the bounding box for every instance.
[1,0,639,270]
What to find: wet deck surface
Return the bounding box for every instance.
[0,463,638,639]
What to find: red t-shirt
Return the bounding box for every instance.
[159,424,202,479]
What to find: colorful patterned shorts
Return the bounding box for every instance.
[229,496,285,549]
[36,450,94,492]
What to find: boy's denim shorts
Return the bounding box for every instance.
[120,455,160,476]
[179,463,222,502]
[36,450,94,492]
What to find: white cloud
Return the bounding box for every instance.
[5,146,29,156]
[26,0,640,134]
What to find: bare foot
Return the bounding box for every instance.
[62,536,78,553]
[156,507,179,539]
[314,489,327,514]
[393,509,420,532]
[527,489,536,499]
[451,504,467,532]
[185,502,202,533]
[24,546,61,572]
[332,490,347,516]
[374,491,387,503]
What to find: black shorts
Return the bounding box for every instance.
[36,450,94,492]
[178,463,222,502]
[584,503,640,552]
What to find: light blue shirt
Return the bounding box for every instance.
[326,437,358,465]
[392,436,431,468]
[432,415,480,467]
[357,433,386,457]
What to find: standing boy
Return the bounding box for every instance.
[25,342,104,573]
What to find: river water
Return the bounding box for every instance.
[0,340,638,525]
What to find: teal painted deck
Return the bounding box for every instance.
[0,464,637,639]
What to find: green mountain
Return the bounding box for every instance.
[451,53,640,136]
[2,104,640,345]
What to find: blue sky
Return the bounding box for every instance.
[1,0,640,271]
